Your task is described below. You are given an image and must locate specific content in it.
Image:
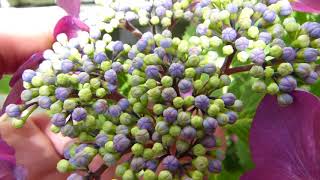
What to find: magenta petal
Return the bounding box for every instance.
[9,53,44,87]
[241,90,320,180]
[1,79,24,115]
[0,137,16,179]
[292,1,320,13]
[53,16,89,40]
[56,0,81,17]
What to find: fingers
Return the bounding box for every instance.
[0,6,66,75]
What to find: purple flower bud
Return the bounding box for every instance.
[113,134,131,153]
[196,24,208,36]
[200,0,210,7]
[55,87,71,101]
[221,93,236,106]
[208,160,222,173]
[93,99,108,114]
[107,84,117,93]
[201,136,216,148]
[161,0,172,9]
[222,28,237,42]
[163,155,179,172]
[104,69,117,84]
[309,23,320,38]
[83,60,95,73]
[305,72,318,84]
[142,32,153,40]
[178,79,192,93]
[263,10,276,23]
[5,104,21,117]
[168,63,185,78]
[128,49,136,59]
[118,98,130,111]
[259,32,272,44]
[125,11,138,21]
[38,96,52,109]
[203,117,218,132]
[113,41,124,53]
[235,37,249,51]
[112,62,123,73]
[280,2,292,16]
[250,48,265,65]
[163,107,178,123]
[137,117,154,132]
[64,147,71,159]
[156,6,166,17]
[282,47,296,62]
[162,88,177,102]
[154,47,166,58]
[296,63,311,78]
[94,52,107,64]
[195,95,210,111]
[61,124,77,137]
[137,40,148,52]
[61,60,74,73]
[268,0,278,4]
[160,38,172,48]
[116,125,129,135]
[279,76,297,92]
[108,105,122,118]
[75,144,88,154]
[130,157,145,172]
[226,111,238,124]
[203,63,217,75]
[72,107,87,121]
[304,48,319,62]
[146,160,157,171]
[155,121,169,135]
[22,69,36,83]
[226,3,238,13]
[152,132,161,142]
[95,133,108,147]
[51,113,66,127]
[132,57,144,69]
[254,3,267,13]
[70,154,90,168]
[145,65,160,79]
[189,47,201,56]
[78,72,90,84]
[272,38,286,48]
[181,126,196,139]
[277,93,293,106]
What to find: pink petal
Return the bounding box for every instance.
[53,16,89,40]
[0,138,15,165]
[56,0,81,17]
[292,1,320,13]
[241,90,320,179]
[9,52,44,87]
[1,79,23,115]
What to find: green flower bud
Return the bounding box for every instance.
[78,88,92,101]
[39,85,52,96]
[159,170,173,180]
[196,130,205,139]
[103,121,115,133]
[191,116,203,129]
[153,104,165,115]
[50,100,63,113]
[214,99,225,110]
[192,156,208,171]
[209,76,220,89]
[217,113,229,126]
[269,45,282,58]
[144,54,161,65]
[57,159,72,173]
[186,55,200,67]
[177,111,191,126]
[161,17,172,27]
[131,126,140,137]
[150,16,160,25]
[248,26,259,39]
[191,170,204,180]
[311,39,320,48]
[220,75,231,86]
[79,132,94,141]
[115,163,129,177]
[192,144,206,156]
[105,141,116,153]
[237,51,249,63]
[277,63,293,76]
[292,35,310,48]
[143,148,154,160]
[12,118,24,128]
[144,169,156,180]
[50,124,60,133]
[176,140,189,153]
[169,125,181,137]
[208,104,220,116]
[222,45,234,55]
[177,40,189,53]
[184,96,195,107]
[265,67,275,78]
[185,68,196,78]
[145,79,157,89]
[161,76,173,87]
[63,99,78,111]
[133,102,144,114]
[252,80,266,93]
[135,129,150,143]
[119,113,134,125]
[131,143,144,156]
[147,87,162,101]
[253,40,266,49]
[173,97,184,109]
[284,22,300,32]
[267,83,279,95]
[90,78,101,89]
[130,86,147,98]
[162,134,174,147]
[56,74,69,86]
[250,66,265,78]
[152,142,164,155]
[209,36,222,48]
[123,169,135,180]
[96,88,107,98]
[231,100,244,112]
[31,76,44,87]
[194,80,204,91]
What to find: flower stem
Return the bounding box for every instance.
[85,164,108,180]
[121,20,143,38]
[220,50,236,75]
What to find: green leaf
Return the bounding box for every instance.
[182,25,196,40]
[0,75,11,94]
[117,73,130,96]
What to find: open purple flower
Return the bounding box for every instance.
[291,0,320,13]
[1,0,89,115]
[241,90,320,180]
